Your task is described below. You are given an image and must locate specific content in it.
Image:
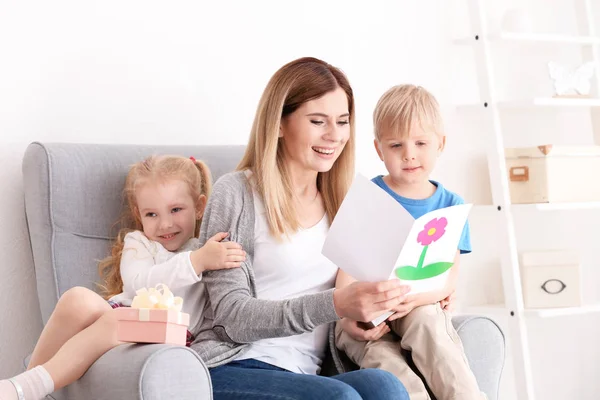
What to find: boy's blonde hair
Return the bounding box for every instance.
[373,84,443,141]
[98,155,212,299]
[237,57,355,239]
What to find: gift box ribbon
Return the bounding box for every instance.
[130,284,183,312]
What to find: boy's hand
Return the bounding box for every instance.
[387,295,419,321]
[339,317,390,342]
[440,290,456,311]
[191,232,246,274]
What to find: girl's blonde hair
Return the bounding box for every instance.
[237,57,356,238]
[98,155,212,299]
[373,84,444,141]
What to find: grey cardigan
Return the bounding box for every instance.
[191,171,345,373]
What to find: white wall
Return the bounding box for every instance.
[1,1,599,399]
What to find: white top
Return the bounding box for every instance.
[109,230,206,333]
[235,185,338,374]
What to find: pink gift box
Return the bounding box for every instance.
[114,307,190,346]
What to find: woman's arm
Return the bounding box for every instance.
[200,172,406,344]
[199,172,339,343]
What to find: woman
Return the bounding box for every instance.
[191,57,411,399]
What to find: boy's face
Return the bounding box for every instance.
[374,124,445,187]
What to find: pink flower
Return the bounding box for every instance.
[417,217,447,246]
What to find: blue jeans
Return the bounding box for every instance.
[210,359,409,400]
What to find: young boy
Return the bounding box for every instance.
[335,84,486,400]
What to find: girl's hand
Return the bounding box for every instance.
[191,232,246,274]
[339,317,390,342]
[333,280,411,322]
[440,290,456,311]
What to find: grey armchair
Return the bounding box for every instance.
[22,142,505,399]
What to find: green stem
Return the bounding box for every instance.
[417,245,429,268]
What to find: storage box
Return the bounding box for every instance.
[505,144,600,204]
[115,307,190,345]
[521,251,582,309]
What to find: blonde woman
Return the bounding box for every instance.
[191,57,411,399]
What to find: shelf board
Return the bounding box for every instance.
[500,97,600,107]
[457,97,600,110]
[512,202,600,211]
[460,303,600,318]
[454,32,600,45]
[496,32,600,45]
[530,304,600,318]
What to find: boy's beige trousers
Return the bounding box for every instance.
[335,304,486,400]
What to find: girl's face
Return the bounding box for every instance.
[135,179,204,251]
[279,87,351,176]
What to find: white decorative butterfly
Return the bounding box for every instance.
[547,61,595,96]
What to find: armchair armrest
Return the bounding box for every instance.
[452,315,505,400]
[47,344,212,400]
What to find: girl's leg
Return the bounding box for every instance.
[28,287,111,368]
[0,310,121,400]
[0,287,120,400]
[43,308,121,389]
[332,368,410,400]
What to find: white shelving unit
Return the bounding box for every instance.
[458,97,600,111]
[459,1,600,399]
[466,303,600,318]
[515,201,600,211]
[455,32,600,45]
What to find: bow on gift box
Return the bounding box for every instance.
[130,284,183,312]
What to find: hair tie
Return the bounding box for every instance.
[190,156,196,163]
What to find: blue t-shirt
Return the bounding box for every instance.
[372,175,472,254]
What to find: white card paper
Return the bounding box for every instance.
[322,174,472,325]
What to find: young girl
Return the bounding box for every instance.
[0,155,246,400]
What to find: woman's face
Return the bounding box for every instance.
[279,87,351,175]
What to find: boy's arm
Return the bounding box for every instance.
[335,269,357,289]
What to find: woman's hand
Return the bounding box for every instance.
[191,232,246,274]
[339,317,390,341]
[333,280,411,322]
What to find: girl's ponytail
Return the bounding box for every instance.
[192,158,212,198]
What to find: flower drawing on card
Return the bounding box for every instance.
[395,217,454,280]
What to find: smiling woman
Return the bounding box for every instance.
[191,57,410,400]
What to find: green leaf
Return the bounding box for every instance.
[395,262,454,280]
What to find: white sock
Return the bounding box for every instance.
[0,366,55,400]
[0,379,19,400]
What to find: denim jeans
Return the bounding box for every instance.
[210,359,409,400]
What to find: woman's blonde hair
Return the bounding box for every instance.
[237,57,355,238]
[373,84,443,142]
[98,155,212,299]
